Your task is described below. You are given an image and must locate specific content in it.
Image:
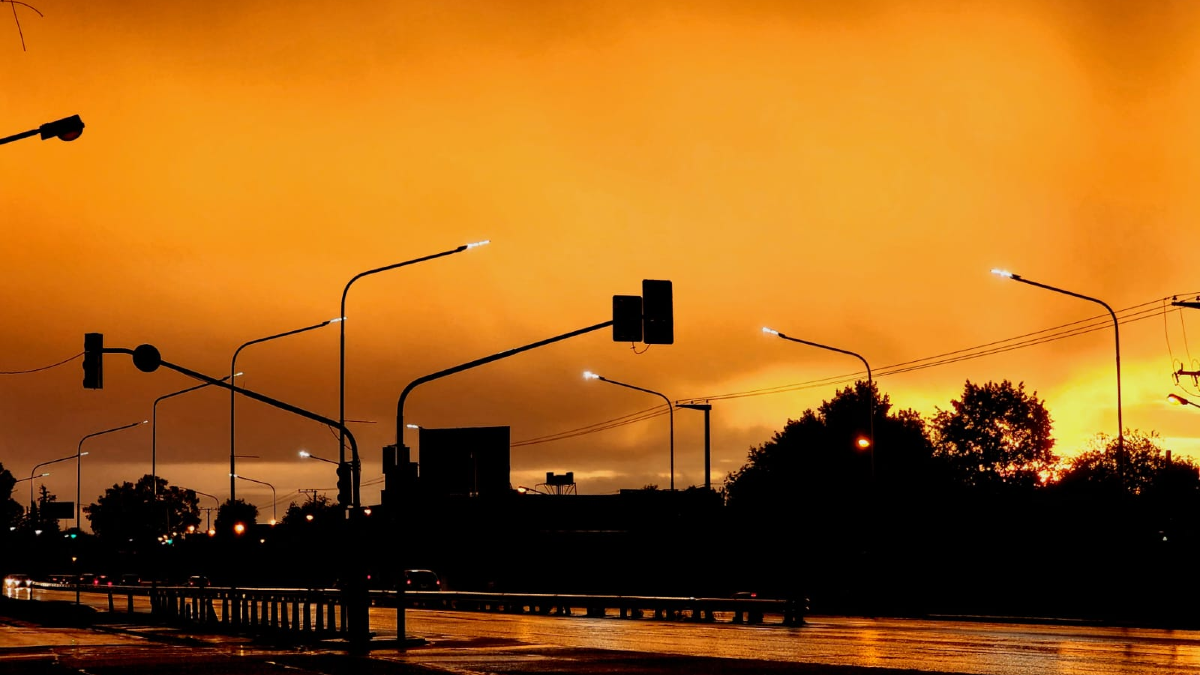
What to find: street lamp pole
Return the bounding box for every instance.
[77,421,147,531]
[29,454,79,512]
[232,474,277,525]
[154,374,236,501]
[584,372,675,491]
[392,319,612,643]
[0,115,85,146]
[231,319,339,505]
[763,327,874,480]
[338,241,489,473]
[992,270,1124,489]
[17,473,50,515]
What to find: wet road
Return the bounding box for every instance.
[395,607,1200,674]
[17,587,1200,674]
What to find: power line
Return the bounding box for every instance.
[0,351,81,375]
[512,292,1195,448]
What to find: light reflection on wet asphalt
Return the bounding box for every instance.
[396,609,1200,675]
[28,588,1200,674]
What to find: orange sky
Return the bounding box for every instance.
[3,0,1200,526]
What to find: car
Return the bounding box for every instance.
[94,574,114,586]
[3,574,31,589]
[77,573,95,586]
[404,569,441,591]
[187,575,210,588]
[119,573,140,586]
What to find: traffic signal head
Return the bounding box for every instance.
[641,279,674,345]
[336,462,352,506]
[612,295,643,342]
[83,333,103,389]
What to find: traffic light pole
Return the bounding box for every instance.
[392,319,613,644]
[99,343,373,655]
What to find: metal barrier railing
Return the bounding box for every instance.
[39,582,805,643]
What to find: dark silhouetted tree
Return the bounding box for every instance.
[214,498,258,538]
[27,484,62,535]
[931,379,1056,491]
[721,381,933,610]
[279,494,340,527]
[1059,430,1200,497]
[0,462,23,531]
[725,380,933,510]
[85,475,200,545]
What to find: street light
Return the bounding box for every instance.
[153,373,239,502]
[583,371,675,491]
[16,473,50,514]
[762,327,875,479]
[232,474,277,525]
[298,449,338,466]
[992,269,1125,488]
[338,241,490,473]
[28,453,78,513]
[77,421,148,531]
[231,319,340,504]
[0,114,85,146]
[1168,394,1200,409]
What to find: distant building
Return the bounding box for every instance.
[417,426,510,498]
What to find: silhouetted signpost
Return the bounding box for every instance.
[388,280,674,644]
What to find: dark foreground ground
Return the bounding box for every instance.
[0,600,973,675]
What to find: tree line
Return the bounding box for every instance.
[1,377,1196,624]
[720,379,1200,624]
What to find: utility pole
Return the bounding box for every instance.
[1171,298,1200,387]
[677,401,712,491]
[298,489,320,503]
[199,507,215,532]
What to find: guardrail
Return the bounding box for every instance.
[376,590,806,626]
[31,582,806,644]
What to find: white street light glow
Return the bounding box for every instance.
[583,371,600,380]
[299,451,311,458]
[991,269,1014,278]
[466,240,491,249]
[762,327,779,335]
[329,317,346,323]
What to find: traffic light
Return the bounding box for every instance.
[612,295,643,342]
[336,462,351,506]
[83,333,103,389]
[641,279,674,345]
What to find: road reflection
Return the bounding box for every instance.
[24,588,1200,674]
[387,609,1200,675]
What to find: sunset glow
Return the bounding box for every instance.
[2,0,1199,529]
